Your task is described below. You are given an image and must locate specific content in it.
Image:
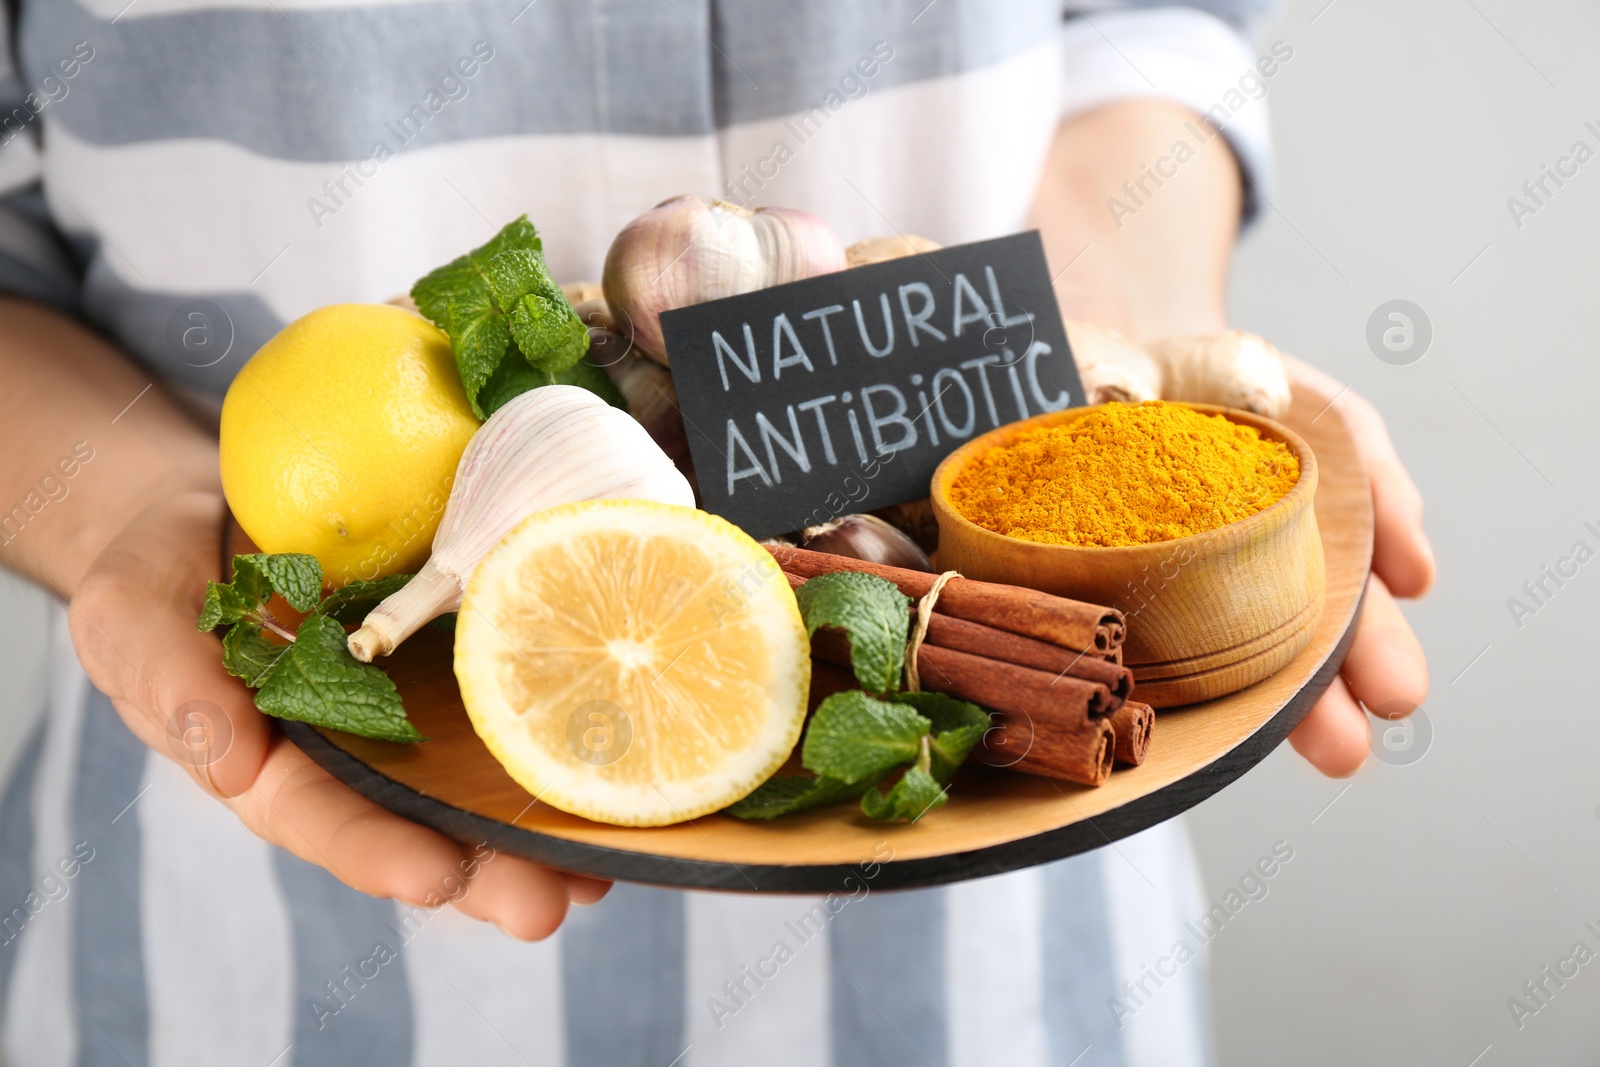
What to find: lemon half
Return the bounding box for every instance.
[455,500,810,826]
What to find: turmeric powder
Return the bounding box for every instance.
[948,401,1299,547]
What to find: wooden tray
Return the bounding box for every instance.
[286,381,1372,892]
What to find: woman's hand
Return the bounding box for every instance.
[1028,105,1434,779]
[68,490,608,938]
[1284,359,1434,776]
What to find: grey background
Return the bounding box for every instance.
[1188,0,1600,1063]
[1,0,1595,1063]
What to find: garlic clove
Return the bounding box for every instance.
[571,293,696,487]
[1147,329,1292,419]
[348,384,695,661]
[800,513,933,572]
[594,326,694,479]
[845,233,942,268]
[602,195,848,365]
[1066,319,1162,406]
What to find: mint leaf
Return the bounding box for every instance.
[506,287,589,373]
[410,217,593,417]
[802,690,927,784]
[198,552,322,629]
[253,554,323,612]
[412,225,534,419]
[478,249,546,313]
[226,554,272,608]
[454,307,515,418]
[410,215,542,327]
[795,573,911,694]
[861,765,948,822]
[197,580,251,631]
[221,622,289,687]
[477,351,625,416]
[315,574,413,624]
[724,774,868,820]
[469,214,543,263]
[892,691,991,784]
[474,343,550,415]
[555,358,626,410]
[254,615,422,743]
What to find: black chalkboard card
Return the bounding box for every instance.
[660,231,1084,538]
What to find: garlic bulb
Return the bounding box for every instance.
[568,294,694,480]
[602,195,848,365]
[348,385,695,661]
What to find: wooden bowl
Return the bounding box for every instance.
[930,403,1325,707]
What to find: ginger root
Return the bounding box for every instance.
[1067,321,1292,420]
[845,234,941,268]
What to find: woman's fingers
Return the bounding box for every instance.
[1285,358,1436,597]
[1367,440,1437,598]
[68,491,272,798]
[66,490,587,940]
[444,848,572,941]
[1289,576,1430,778]
[227,737,575,940]
[1340,389,1436,597]
[1289,674,1370,777]
[1338,574,1430,721]
[565,875,613,906]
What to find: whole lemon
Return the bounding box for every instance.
[220,304,479,587]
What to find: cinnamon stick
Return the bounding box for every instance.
[922,613,1134,703]
[914,643,1117,719]
[784,570,1132,702]
[808,632,1115,724]
[768,544,1124,655]
[975,713,1114,787]
[1109,700,1154,767]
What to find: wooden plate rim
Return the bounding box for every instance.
[282,583,1361,893]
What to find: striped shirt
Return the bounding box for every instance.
[0,2,1281,1063]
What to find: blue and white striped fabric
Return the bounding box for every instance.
[0,1,1279,1062]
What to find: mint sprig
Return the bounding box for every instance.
[197,553,423,743]
[723,773,869,820]
[801,691,928,783]
[861,761,948,822]
[795,572,911,695]
[726,573,991,823]
[410,215,594,418]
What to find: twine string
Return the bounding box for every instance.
[904,570,960,692]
